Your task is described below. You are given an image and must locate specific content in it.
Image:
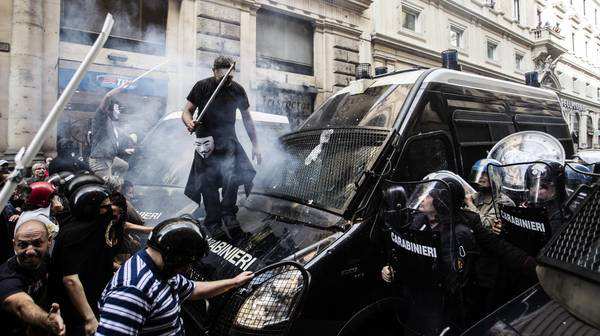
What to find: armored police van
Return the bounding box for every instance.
[128,62,574,335]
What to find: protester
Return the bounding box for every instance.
[88,80,136,178]
[182,56,260,239]
[48,139,90,175]
[0,219,65,335]
[28,162,48,183]
[50,184,120,335]
[96,216,253,335]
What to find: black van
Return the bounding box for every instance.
[128,67,574,335]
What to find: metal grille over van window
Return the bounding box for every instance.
[254,128,389,212]
[540,185,600,283]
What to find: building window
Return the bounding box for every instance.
[449,26,464,49]
[597,87,600,101]
[585,41,589,58]
[572,32,576,53]
[402,6,420,32]
[487,41,498,60]
[586,82,591,97]
[583,0,587,16]
[513,0,521,22]
[256,9,314,75]
[573,77,579,93]
[60,0,168,56]
[515,53,524,70]
[595,8,598,25]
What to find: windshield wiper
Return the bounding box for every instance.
[264,213,345,233]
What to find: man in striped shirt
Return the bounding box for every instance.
[96,216,253,335]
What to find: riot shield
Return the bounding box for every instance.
[488,162,555,256]
[381,179,457,287]
[487,131,565,165]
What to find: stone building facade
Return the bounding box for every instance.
[0,0,372,159]
[1,0,599,160]
[537,0,600,149]
[368,0,600,149]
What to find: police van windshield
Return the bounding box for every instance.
[253,84,414,213]
[301,84,413,129]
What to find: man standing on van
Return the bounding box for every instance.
[182,56,260,238]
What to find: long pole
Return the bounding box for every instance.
[130,60,169,84]
[0,14,115,210]
[190,62,236,134]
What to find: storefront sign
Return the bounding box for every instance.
[560,98,587,113]
[253,84,316,130]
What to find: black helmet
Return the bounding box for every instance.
[147,216,209,275]
[524,160,565,205]
[382,185,408,211]
[66,174,104,197]
[70,184,110,220]
[442,177,465,209]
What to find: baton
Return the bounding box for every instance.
[130,60,169,84]
[190,62,236,134]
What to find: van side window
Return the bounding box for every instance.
[514,115,573,153]
[452,110,515,175]
[410,92,450,135]
[393,133,456,181]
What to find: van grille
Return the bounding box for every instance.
[254,128,389,211]
[539,185,600,284]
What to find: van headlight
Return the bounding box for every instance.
[233,269,303,330]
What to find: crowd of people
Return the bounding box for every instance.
[378,155,594,335]
[0,161,252,336]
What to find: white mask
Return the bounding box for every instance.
[195,136,215,159]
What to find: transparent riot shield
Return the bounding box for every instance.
[487,131,565,165]
[381,179,457,288]
[488,162,555,256]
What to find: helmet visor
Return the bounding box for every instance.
[406,180,453,227]
[526,163,557,205]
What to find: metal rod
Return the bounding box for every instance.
[130,60,169,84]
[0,14,115,211]
[190,62,236,134]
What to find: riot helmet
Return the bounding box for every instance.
[524,160,565,206]
[382,185,408,211]
[469,159,501,192]
[381,185,408,230]
[407,179,454,226]
[70,184,111,221]
[66,173,104,197]
[26,182,56,209]
[564,163,593,196]
[147,216,210,278]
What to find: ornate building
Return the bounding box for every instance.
[1,0,599,160]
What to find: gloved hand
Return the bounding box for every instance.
[381,265,395,283]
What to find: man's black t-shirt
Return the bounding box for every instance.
[49,217,115,326]
[186,77,250,140]
[0,257,48,336]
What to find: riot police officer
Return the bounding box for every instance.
[466,159,514,229]
[380,174,478,336]
[522,159,566,234]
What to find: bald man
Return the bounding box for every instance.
[0,220,65,335]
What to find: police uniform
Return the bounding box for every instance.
[184,77,255,227]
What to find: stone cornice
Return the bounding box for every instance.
[559,56,600,80]
[315,19,363,37]
[332,0,373,13]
